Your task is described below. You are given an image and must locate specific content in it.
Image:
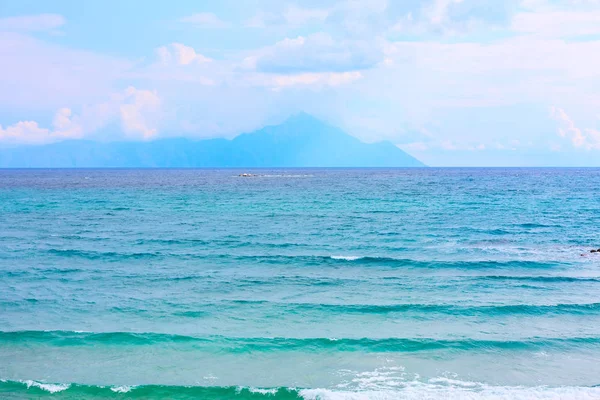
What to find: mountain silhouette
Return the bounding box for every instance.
[0,113,425,167]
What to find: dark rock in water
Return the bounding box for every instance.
[592,250,598,253]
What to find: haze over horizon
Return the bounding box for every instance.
[1,0,600,166]
[0,113,426,168]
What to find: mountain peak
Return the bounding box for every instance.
[279,112,327,128]
[0,115,426,167]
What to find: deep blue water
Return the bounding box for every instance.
[1,168,600,399]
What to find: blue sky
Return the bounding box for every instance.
[1,0,600,166]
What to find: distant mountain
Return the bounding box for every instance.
[0,114,425,167]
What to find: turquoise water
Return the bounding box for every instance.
[1,168,600,399]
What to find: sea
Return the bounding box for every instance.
[1,168,600,399]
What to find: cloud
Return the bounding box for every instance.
[511,9,600,37]
[245,1,388,32]
[3,0,600,165]
[0,87,161,144]
[326,0,389,36]
[0,108,83,145]
[180,12,229,28]
[0,14,65,32]
[245,11,280,28]
[52,107,83,138]
[0,121,50,144]
[120,87,161,139]
[338,0,389,13]
[425,0,465,24]
[550,106,600,149]
[246,5,330,28]
[401,142,429,151]
[284,5,330,25]
[0,32,132,110]
[390,0,512,36]
[380,36,600,113]
[155,43,212,66]
[510,0,600,38]
[270,71,362,89]
[401,139,489,152]
[252,33,383,74]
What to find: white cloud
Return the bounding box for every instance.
[0,121,50,144]
[381,36,600,112]
[402,139,492,152]
[390,13,416,32]
[390,0,494,36]
[390,0,518,37]
[337,0,389,14]
[270,71,362,89]
[284,5,330,25]
[245,11,279,28]
[245,1,388,31]
[3,0,600,162]
[180,13,228,28]
[0,14,65,32]
[425,0,465,24]
[0,32,132,110]
[550,106,600,149]
[52,107,83,138]
[512,9,600,37]
[251,33,383,74]
[511,0,600,38]
[120,87,161,139]
[0,87,161,144]
[329,0,389,36]
[156,43,212,66]
[401,142,429,151]
[0,108,84,145]
[246,5,329,28]
[131,43,217,85]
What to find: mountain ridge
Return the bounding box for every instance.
[0,114,425,167]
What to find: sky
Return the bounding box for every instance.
[1,0,600,166]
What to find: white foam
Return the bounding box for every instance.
[330,255,361,261]
[307,369,600,400]
[299,385,600,400]
[111,385,134,393]
[427,377,479,387]
[24,380,70,393]
[336,366,408,391]
[245,387,280,395]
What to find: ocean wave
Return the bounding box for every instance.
[325,256,567,270]
[46,248,163,260]
[289,255,564,270]
[40,248,569,269]
[299,385,600,400]
[514,223,562,229]
[0,381,301,399]
[2,331,600,353]
[23,380,70,393]
[2,380,600,399]
[330,255,362,261]
[475,275,600,283]
[110,385,135,393]
[226,300,600,316]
